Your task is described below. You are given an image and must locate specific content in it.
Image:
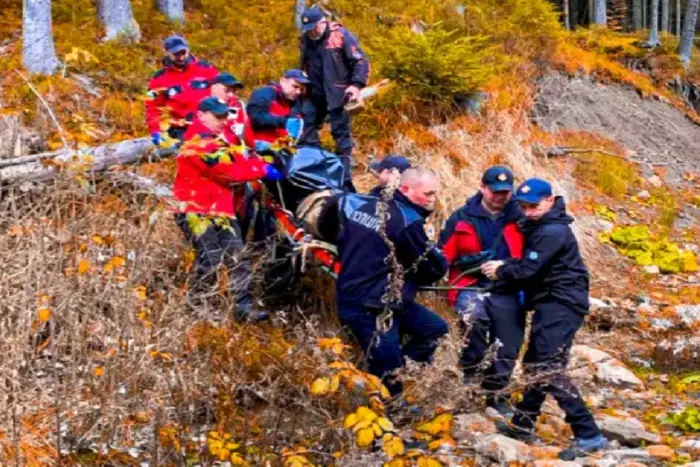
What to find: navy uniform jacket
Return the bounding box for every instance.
[330,191,447,309]
[497,197,590,314]
[300,23,370,110]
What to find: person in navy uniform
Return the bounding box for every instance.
[324,167,448,398]
[480,178,609,461]
[367,154,412,196]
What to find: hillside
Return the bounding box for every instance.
[1,0,699,466]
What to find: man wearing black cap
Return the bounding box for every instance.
[173,97,284,323]
[368,155,412,196]
[243,69,309,148]
[438,166,525,415]
[146,35,219,143]
[480,179,608,460]
[298,7,369,178]
[209,73,246,144]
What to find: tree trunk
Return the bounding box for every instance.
[643,0,647,28]
[633,0,643,29]
[679,0,700,63]
[156,0,184,23]
[648,0,661,45]
[676,0,682,34]
[563,0,571,29]
[22,0,59,75]
[294,0,306,29]
[593,0,607,24]
[99,0,141,41]
[661,0,670,31]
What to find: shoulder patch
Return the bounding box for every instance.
[526,250,539,260]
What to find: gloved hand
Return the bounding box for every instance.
[151,132,162,146]
[263,164,284,182]
[518,290,526,306]
[285,117,304,140]
[254,140,272,154]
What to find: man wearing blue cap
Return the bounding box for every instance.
[480,179,608,460]
[209,73,247,144]
[438,166,525,416]
[146,35,219,143]
[298,7,369,180]
[243,69,309,148]
[368,154,412,196]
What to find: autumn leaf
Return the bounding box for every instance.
[356,427,375,448]
[78,259,90,274]
[356,406,379,422]
[416,455,443,467]
[345,413,359,429]
[382,433,405,458]
[384,458,406,467]
[310,377,331,396]
[134,286,147,300]
[416,413,453,436]
[37,307,52,322]
[93,366,104,377]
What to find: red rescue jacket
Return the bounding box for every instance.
[243,83,299,148]
[173,120,267,218]
[145,56,219,134]
[439,194,524,306]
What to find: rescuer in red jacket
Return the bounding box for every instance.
[243,69,309,148]
[173,97,283,322]
[209,73,247,145]
[145,35,219,144]
[438,166,525,415]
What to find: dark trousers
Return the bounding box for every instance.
[338,301,449,396]
[458,291,525,394]
[512,300,601,440]
[175,214,254,313]
[299,97,353,186]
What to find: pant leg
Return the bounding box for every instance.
[481,293,526,392]
[513,301,601,439]
[176,213,225,285]
[398,301,449,364]
[217,219,254,313]
[338,303,404,396]
[328,107,354,190]
[299,97,328,149]
[456,291,490,376]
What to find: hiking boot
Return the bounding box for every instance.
[558,434,609,460]
[495,420,537,443]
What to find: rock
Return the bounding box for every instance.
[636,190,651,200]
[674,304,700,326]
[643,265,661,275]
[530,446,562,460]
[652,336,700,372]
[570,345,644,388]
[681,439,700,453]
[590,297,612,309]
[473,434,531,463]
[647,444,675,460]
[682,462,700,466]
[453,412,497,437]
[635,302,659,315]
[534,461,583,467]
[596,414,661,447]
[647,175,663,188]
[586,449,652,466]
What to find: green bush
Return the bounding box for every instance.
[664,406,700,433]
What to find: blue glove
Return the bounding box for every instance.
[151,132,161,146]
[285,117,304,140]
[518,290,526,306]
[254,140,272,153]
[263,164,284,182]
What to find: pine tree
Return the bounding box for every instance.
[98,0,141,41]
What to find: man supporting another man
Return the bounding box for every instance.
[439,166,525,416]
[481,179,608,460]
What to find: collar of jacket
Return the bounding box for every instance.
[464,192,522,223]
[394,190,433,219]
[523,196,572,230]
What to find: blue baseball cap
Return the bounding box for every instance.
[482,166,514,192]
[514,178,553,203]
[163,35,188,54]
[369,154,412,173]
[283,69,311,85]
[213,73,244,89]
[300,8,326,33]
[198,97,229,116]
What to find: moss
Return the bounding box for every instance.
[573,151,639,199]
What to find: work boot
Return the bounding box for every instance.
[558,434,609,460]
[495,420,537,443]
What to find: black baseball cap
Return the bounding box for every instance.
[213,73,244,89]
[198,97,229,116]
[482,166,514,192]
[283,69,311,85]
[301,8,326,33]
[164,35,188,54]
[369,155,412,173]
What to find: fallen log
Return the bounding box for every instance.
[0,138,177,184]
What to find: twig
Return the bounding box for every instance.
[14,70,70,152]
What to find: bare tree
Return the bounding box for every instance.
[661,0,670,31]
[98,0,141,41]
[22,0,59,75]
[680,0,700,63]
[633,0,643,29]
[563,0,571,30]
[676,0,682,34]
[156,0,184,23]
[294,0,306,30]
[593,0,607,24]
[646,0,661,46]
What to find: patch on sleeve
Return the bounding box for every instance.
[526,250,539,260]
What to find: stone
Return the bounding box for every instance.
[472,434,531,463]
[570,345,644,389]
[674,304,700,326]
[530,446,562,460]
[596,414,662,447]
[681,439,700,453]
[647,175,663,188]
[453,412,497,437]
[643,265,661,275]
[647,444,674,460]
[534,461,583,467]
[586,449,652,465]
[590,297,612,309]
[636,190,651,199]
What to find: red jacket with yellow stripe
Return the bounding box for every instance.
[174,120,267,218]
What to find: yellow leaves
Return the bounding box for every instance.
[93,366,104,377]
[310,377,331,396]
[415,413,453,437]
[318,337,351,356]
[416,455,443,467]
[345,406,395,450]
[133,286,147,300]
[37,307,52,322]
[595,205,617,223]
[64,46,98,65]
[356,427,375,448]
[207,431,247,465]
[382,433,405,458]
[428,437,456,451]
[357,406,379,423]
[104,256,126,273]
[78,259,90,274]
[282,447,314,466]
